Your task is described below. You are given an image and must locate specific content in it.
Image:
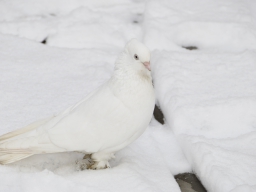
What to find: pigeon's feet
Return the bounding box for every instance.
[76,154,94,171]
[89,151,115,170]
[89,160,110,170]
[76,152,115,170]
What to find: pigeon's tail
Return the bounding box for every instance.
[0,116,54,164]
[0,150,33,164]
[0,117,53,143]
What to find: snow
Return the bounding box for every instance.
[145,0,256,191]
[1,0,256,191]
[0,0,144,50]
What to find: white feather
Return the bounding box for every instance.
[0,39,155,168]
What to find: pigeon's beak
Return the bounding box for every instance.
[143,61,151,71]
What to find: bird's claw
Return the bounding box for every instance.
[88,161,110,170]
[76,154,110,170]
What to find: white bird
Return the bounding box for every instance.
[0,39,155,169]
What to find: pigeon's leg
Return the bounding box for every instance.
[76,154,94,170]
[89,151,115,170]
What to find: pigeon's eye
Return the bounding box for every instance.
[134,54,139,60]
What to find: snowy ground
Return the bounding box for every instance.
[0,0,256,192]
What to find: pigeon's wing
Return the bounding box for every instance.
[45,82,133,152]
[0,85,99,147]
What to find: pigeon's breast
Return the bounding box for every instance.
[100,77,155,152]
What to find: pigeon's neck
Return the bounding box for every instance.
[108,51,154,111]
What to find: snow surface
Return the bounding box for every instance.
[0,0,256,191]
[145,0,256,191]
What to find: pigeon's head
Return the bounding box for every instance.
[124,39,151,72]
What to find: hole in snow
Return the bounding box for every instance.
[182,46,198,50]
[175,173,207,192]
[41,37,47,44]
[132,13,143,24]
[153,105,164,124]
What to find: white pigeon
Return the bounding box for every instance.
[0,39,155,169]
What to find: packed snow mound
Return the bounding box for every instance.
[143,0,256,191]
[151,50,256,192]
